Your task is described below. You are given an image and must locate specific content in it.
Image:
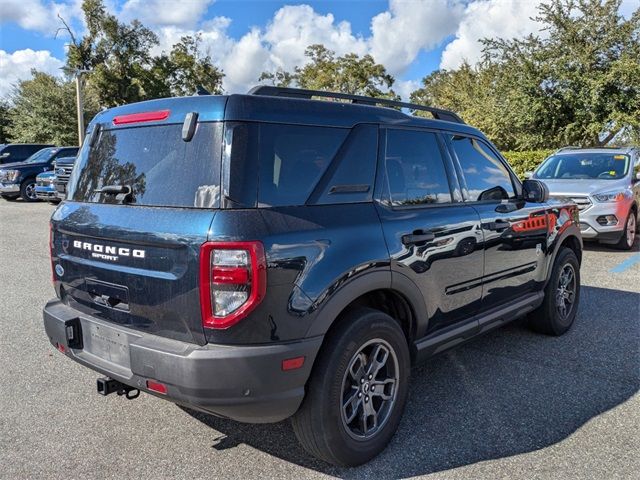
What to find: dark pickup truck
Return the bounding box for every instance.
[0,146,79,201]
[44,87,582,466]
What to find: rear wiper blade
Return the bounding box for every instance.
[94,184,133,203]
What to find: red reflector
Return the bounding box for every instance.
[146,380,167,395]
[113,110,170,125]
[212,266,249,284]
[56,343,65,353]
[282,356,305,371]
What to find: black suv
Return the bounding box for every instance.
[44,87,582,467]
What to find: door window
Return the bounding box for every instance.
[384,129,452,206]
[449,135,515,202]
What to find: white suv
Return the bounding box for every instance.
[530,147,639,250]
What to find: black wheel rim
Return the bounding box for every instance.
[340,338,399,440]
[556,263,576,321]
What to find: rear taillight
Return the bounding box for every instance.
[199,241,267,329]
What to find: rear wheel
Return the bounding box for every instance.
[529,247,580,336]
[292,307,410,467]
[614,208,636,250]
[20,179,38,202]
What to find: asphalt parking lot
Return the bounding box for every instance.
[0,199,638,479]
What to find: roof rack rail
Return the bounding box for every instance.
[247,85,465,124]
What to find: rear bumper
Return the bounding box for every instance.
[0,182,19,194]
[43,299,323,423]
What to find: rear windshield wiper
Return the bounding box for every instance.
[94,184,133,204]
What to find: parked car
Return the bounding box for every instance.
[0,143,54,165]
[44,87,582,467]
[35,171,60,203]
[529,147,639,250]
[0,146,79,201]
[53,156,77,200]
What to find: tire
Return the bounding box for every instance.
[529,247,581,336]
[614,208,637,250]
[20,179,38,202]
[292,307,410,467]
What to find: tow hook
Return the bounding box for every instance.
[96,377,140,400]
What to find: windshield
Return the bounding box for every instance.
[535,152,630,180]
[23,148,56,164]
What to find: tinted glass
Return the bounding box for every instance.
[449,135,515,202]
[23,148,56,164]
[535,153,630,180]
[69,123,222,208]
[258,124,348,206]
[54,148,79,159]
[384,129,452,206]
[311,124,378,205]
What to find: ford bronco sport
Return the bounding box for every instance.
[44,87,582,467]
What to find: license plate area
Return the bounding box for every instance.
[82,321,131,369]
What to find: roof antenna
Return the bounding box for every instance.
[195,85,211,96]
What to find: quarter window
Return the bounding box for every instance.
[384,129,452,206]
[449,135,515,202]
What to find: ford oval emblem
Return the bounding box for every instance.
[55,264,65,277]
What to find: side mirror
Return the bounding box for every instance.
[524,171,533,179]
[522,179,549,203]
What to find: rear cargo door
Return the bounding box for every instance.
[51,120,223,345]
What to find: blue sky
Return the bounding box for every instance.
[1,0,637,98]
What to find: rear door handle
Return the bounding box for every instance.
[486,220,510,231]
[402,231,435,245]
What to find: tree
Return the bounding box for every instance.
[7,71,99,145]
[61,0,224,107]
[0,99,12,144]
[412,0,640,150]
[260,44,398,98]
[150,35,224,97]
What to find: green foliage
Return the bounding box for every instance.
[149,35,224,98]
[7,72,99,145]
[502,149,555,178]
[0,99,12,144]
[64,0,223,107]
[412,0,640,150]
[260,44,399,99]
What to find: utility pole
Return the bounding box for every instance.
[73,69,90,146]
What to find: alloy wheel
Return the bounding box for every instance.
[25,182,37,200]
[556,263,576,321]
[340,339,399,440]
[627,214,636,248]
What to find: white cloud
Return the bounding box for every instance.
[369,0,463,75]
[121,0,215,28]
[394,79,421,101]
[0,0,85,35]
[440,0,544,70]
[0,49,65,97]
[263,5,367,70]
[0,0,51,33]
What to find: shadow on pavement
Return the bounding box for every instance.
[183,285,639,478]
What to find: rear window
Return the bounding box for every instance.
[68,123,222,208]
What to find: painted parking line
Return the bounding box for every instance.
[610,253,640,273]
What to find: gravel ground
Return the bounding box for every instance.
[0,199,638,480]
